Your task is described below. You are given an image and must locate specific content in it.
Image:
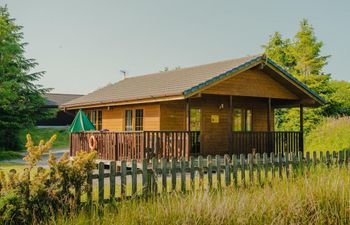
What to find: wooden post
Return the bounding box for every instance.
[267,98,272,153]
[267,98,271,132]
[229,96,233,154]
[299,104,304,153]
[186,98,191,160]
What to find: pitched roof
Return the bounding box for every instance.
[61,54,325,109]
[45,93,84,107]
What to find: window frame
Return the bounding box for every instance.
[232,108,253,132]
[135,109,144,131]
[125,109,133,131]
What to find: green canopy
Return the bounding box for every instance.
[69,110,96,133]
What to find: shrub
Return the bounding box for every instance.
[0,134,96,225]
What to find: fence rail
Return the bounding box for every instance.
[88,150,349,205]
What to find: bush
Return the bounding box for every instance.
[0,134,96,225]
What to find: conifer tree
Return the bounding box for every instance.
[0,6,49,150]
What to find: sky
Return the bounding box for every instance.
[1,0,350,94]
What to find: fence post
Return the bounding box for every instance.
[270,152,275,180]
[262,153,268,183]
[224,154,231,187]
[248,154,253,184]
[190,156,195,191]
[180,157,186,193]
[121,160,127,198]
[306,152,310,173]
[312,151,317,170]
[216,155,222,190]
[142,159,148,195]
[110,161,116,201]
[198,156,204,190]
[240,154,245,187]
[87,170,93,207]
[98,162,104,206]
[132,159,137,195]
[152,158,158,194]
[207,155,213,190]
[161,157,167,192]
[256,153,261,185]
[232,154,238,188]
[278,153,283,179]
[171,158,177,191]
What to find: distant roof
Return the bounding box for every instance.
[61,54,325,109]
[45,93,84,107]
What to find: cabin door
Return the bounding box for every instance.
[190,108,201,154]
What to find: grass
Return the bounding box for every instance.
[0,150,23,161]
[305,116,350,152]
[0,162,27,173]
[57,167,350,225]
[19,127,70,149]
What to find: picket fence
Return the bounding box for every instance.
[88,150,350,205]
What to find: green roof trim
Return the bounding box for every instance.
[183,55,326,105]
[183,55,262,96]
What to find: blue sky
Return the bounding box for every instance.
[2,0,349,94]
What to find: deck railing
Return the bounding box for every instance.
[232,131,303,155]
[70,131,199,161]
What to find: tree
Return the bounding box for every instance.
[0,6,49,150]
[262,19,343,133]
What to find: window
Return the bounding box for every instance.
[91,110,97,129]
[233,108,252,131]
[190,108,201,131]
[125,110,133,131]
[97,110,102,130]
[135,109,144,131]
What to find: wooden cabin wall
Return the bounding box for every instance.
[203,68,299,100]
[159,95,275,155]
[160,101,186,130]
[84,103,161,131]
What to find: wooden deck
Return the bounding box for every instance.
[70,130,302,161]
[70,131,200,161]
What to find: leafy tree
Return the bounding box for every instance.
[263,19,337,132]
[0,6,49,150]
[329,80,350,115]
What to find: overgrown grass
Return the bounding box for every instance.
[305,116,350,152]
[19,127,69,149]
[58,168,350,225]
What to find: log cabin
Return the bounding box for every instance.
[61,54,325,161]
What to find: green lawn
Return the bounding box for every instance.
[19,127,70,149]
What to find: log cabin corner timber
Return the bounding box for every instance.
[61,54,325,161]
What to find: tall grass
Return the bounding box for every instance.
[58,167,350,225]
[305,116,350,152]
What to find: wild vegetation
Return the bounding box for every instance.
[305,116,350,152]
[0,134,96,225]
[58,167,350,225]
